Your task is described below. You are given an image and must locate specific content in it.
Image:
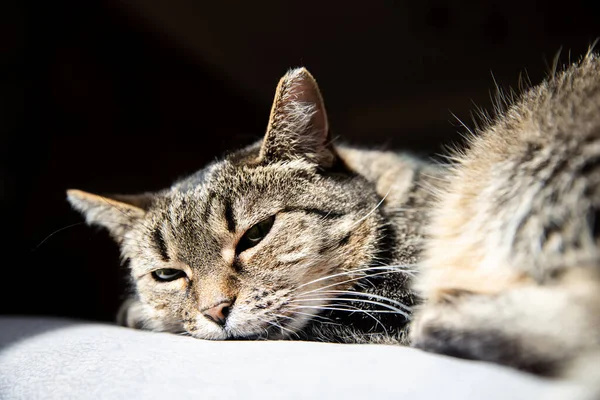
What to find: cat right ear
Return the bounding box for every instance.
[66,189,153,241]
[259,68,337,168]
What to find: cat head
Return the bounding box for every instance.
[67,68,387,339]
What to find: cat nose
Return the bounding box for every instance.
[202,301,232,326]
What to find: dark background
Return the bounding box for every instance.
[1,0,598,322]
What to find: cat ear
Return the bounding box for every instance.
[66,189,153,240]
[259,67,336,167]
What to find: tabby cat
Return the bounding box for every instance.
[68,68,440,344]
[68,52,600,383]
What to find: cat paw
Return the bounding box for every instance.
[116,297,146,330]
[410,295,559,376]
[410,297,479,359]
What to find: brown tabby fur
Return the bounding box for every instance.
[68,68,439,344]
[411,51,600,387]
[69,52,600,392]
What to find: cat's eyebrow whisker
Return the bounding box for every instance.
[349,187,392,229]
[302,290,412,312]
[290,297,411,319]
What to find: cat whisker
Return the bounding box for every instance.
[287,312,342,328]
[256,316,299,339]
[294,266,416,298]
[271,313,295,321]
[271,313,302,329]
[253,320,271,339]
[349,187,392,230]
[293,265,413,292]
[273,316,301,339]
[33,222,86,251]
[300,290,412,312]
[288,310,335,323]
[330,303,388,335]
[306,302,388,334]
[291,297,410,319]
[290,305,404,314]
[295,270,404,298]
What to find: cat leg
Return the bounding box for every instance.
[410,268,600,376]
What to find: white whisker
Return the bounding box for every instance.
[291,305,403,314]
[271,313,298,323]
[286,310,343,328]
[295,267,416,298]
[303,290,413,312]
[349,187,392,229]
[257,316,299,339]
[289,310,332,322]
[291,297,410,319]
[293,265,413,292]
[336,303,388,334]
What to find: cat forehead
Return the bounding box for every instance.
[147,159,317,224]
[170,154,317,197]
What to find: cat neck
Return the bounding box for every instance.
[338,145,442,265]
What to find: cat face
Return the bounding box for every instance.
[68,69,386,339]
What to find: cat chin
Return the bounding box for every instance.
[187,327,272,341]
[187,314,308,341]
[189,329,229,341]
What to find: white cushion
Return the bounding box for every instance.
[0,317,579,399]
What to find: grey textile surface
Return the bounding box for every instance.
[0,317,580,399]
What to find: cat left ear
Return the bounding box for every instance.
[259,67,336,168]
[66,189,154,242]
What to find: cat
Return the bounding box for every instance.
[67,68,441,344]
[410,49,600,384]
[68,51,600,385]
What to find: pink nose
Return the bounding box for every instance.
[202,301,232,326]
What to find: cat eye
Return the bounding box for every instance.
[236,216,275,253]
[152,268,186,282]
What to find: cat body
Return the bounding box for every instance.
[68,69,439,344]
[411,51,600,379]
